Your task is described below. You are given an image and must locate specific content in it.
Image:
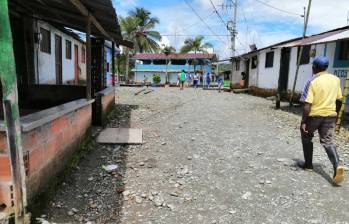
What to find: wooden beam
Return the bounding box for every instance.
[86,15,92,99]
[0,0,29,222]
[70,0,113,41]
[112,41,115,86]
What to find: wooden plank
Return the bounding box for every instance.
[70,0,113,40]
[96,128,143,144]
[86,16,92,99]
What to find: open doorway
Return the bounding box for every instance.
[278,48,291,93]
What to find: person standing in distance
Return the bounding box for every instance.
[179,70,186,90]
[299,56,345,185]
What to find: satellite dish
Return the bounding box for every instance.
[249,44,257,51]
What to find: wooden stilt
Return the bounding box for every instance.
[86,15,91,99]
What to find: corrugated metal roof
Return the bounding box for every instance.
[233,26,349,59]
[276,28,349,48]
[132,53,217,60]
[311,30,349,44]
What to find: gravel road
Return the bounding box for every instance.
[42,87,349,224]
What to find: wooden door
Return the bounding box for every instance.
[74,44,79,85]
[244,59,250,88]
[278,48,291,92]
[55,35,62,84]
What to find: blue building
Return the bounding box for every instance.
[132,53,217,84]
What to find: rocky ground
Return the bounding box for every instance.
[39,87,349,224]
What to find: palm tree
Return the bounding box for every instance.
[130,8,162,53]
[120,7,162,82]
[180,36,213,75]
[161,46,176,84]
[119,16,138,82]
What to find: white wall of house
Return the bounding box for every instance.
[257,48,281,89]
[34,21,86,84]
[231,59,244,85]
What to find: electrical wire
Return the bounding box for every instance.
[209,0,227,27]
[183,0,226,43]
[180,11,215,33]
[254,0,303,17]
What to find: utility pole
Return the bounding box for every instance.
[218,0,238,58]
[289,0,312,106]
[347,11,349,25]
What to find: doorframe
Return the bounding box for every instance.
[55,34,62,84]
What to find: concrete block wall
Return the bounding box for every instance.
[93,87,115,126]
[101,89,115,123]
[0,103,92,210]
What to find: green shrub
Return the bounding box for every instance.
[152,73,161,84]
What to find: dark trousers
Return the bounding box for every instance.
[301,116,340,169]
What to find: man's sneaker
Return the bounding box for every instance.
[297,161,314,171]
[333,166,345,185]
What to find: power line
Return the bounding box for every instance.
[180,11,215,33]
[209,0,227,27]
[254,0,303,17]
[183,0,226,43]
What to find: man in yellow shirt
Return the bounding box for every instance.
[299,56,344,185]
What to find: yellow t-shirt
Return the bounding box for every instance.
[305,71,342,117]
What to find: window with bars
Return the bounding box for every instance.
[265,51,274,68]
[81,47,86,63]
[65,40,72,59]
[40,28,51,54]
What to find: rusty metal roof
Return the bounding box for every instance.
[233,26,349,59]
[276,26,349,48]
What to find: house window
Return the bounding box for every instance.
[40,28,51,54]
[172,60,187,65]
[235,59,240,71]
[65,40,72,59]
[338,40,349,60]
[298,45,311,65]
[81,47,86,63]
[265,51,274,68]
[251,56,257,69]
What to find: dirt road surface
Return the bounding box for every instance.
[42,87,349,224]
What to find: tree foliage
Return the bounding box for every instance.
[180,36,213,54]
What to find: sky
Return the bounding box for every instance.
[112,0,349,59]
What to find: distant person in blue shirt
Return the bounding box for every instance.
[217,73,224,92]
[206,72,211,88]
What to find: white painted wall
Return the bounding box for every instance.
[231,60,244,84]
[257,49,281,89]
[34,21,86,84]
